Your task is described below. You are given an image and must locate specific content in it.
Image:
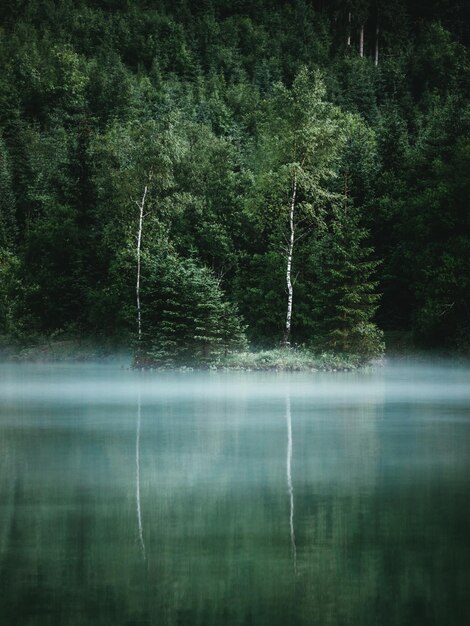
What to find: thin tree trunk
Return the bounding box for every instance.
[347,12,351,46]
[359,23,364,57]
[136,184,148,343]
[283,171,297,346]
[375,21,379,66]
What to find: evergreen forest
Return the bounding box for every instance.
[0,0,469,364]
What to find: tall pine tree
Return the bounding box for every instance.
[311,201,383,357]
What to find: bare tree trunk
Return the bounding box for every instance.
[359,23,364,57]
[283,171,297,346]
[347,12,351,46]
[375,21,379,66]
[136,184,149,343]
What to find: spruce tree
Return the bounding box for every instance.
[138,252,247,367]
[312,202,384,358]
[0,137,16,249]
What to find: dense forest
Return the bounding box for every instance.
[0,0,468,363]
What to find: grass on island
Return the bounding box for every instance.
[214,348,368,371]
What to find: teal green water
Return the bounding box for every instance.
[0,360,469,625]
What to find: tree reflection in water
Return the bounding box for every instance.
[286,394,296,574]
[136,389,146,559]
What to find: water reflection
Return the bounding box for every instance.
[0,360,469,625]
[285,394,296,574]
[136,390,145,559]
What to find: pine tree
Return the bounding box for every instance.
[0,136,20,335]
[312,202,384,357]
[0,136,16,249]
[137,252,247,367]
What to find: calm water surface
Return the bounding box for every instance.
[0,359,469,625]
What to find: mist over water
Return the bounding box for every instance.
[0,359,469,625]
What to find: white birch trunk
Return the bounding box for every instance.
[347,12,351,46]
[136,184,148,343]
[283,172,297,346]
[359,24,364,57]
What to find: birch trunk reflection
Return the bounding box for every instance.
[136,390,146,559]
[286,395,297,573]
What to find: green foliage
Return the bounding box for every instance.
[333,56,379,124]
[311,203,384,358]
[251,68,349,344]
[87,51,136,126]
[259,67,346,189]
[234,251,285,345]
[0,249,21,336]
[410,22,468,97]
[0,0,468,357]
[336,113,379,206]
[0,137,16,248]
[401,101,470,347]
[137,251,247,367]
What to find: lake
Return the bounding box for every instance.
[0,359,469,625]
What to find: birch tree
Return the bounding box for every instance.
[93,116,187,348]
[135,174,150,343]
[258,68,346,345]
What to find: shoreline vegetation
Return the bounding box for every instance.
[0,337,374,371]
[2,332,467,371]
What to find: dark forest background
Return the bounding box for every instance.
[0,0,468,359]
